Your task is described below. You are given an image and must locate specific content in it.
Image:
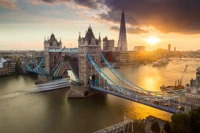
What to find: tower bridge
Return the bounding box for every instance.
[24,26,188,114]
[25,33,79,82]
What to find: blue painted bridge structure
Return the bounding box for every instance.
[25,52,186,114]
[25,56,79,82]
[87,53,186,114]
[25,56,45,75]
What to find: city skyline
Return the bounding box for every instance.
[1,0,200,51]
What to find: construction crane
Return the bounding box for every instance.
[178,65,188,87]
[160,65,188,91]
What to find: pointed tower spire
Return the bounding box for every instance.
[89,24,92,29]
[99,32,101,41]
[78,32,81,41]
[118,11,127,51]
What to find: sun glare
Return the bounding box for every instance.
[145,36,160,45]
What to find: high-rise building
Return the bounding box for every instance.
[174,47,176,52]
[133,46,145,53]
[0,58,6,68]
[168,44,171,52]
[103,36,115,51]
[118,11,127,51]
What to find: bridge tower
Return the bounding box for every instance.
[78,26,101,85]
[44,33,62,75]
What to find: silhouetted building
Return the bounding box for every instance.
[6,60,16,73]
[174,47,176,52]
[27,50,44,58]
[0,58,8,76]
[103,36,115,51]
[118,11,127,51]
[0,58,6,68]
[133,46,145,53]
[168,44,171,52]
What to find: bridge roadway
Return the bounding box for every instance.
[90,85,188,114]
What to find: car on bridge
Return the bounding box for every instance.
[105,87,109,90]
[163,103,170,107]
[153,101,159,105]
[177,106,184,111]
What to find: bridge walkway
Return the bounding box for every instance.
[94,118,134,133]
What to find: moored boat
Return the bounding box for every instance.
[152,58,169,67]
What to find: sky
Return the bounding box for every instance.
[0,0,200,51]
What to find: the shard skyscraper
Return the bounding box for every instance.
[118,11,127,51]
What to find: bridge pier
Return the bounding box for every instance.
[67,85,99,98]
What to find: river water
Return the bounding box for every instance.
[0,58,199,133]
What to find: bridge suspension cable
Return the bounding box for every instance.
[87,53,182,113]
[100,53,184,96]
[87,52,135,97]
[87,53,176,100]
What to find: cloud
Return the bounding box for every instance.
[110,26,148,34]
[127,27,149,34]
[40,0,103,9]
[0,0,18,9]
[100,0,200,34]
[27,0,200,34]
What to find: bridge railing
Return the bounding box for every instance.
[93,118,134,133]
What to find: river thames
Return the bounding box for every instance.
[0,58,198,133]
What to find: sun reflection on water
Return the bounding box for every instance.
[139,75,163,91]
[126,101,172,121]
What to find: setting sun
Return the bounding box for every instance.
[145,36,160,45]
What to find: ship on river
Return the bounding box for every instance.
[152,58,169,67]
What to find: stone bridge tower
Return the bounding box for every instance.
[78,26,101,85]
[44,33,62,75]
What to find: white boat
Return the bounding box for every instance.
[152,58,169,67]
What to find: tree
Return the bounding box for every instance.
[189,110,200,133]
[165,107,200,133]
[164,122,171,133]
[132,120,145,133]
[151,121,160,133]
[15,58,22,73]
[171,113,189,133]
[196,120,200,133]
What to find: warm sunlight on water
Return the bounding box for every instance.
[0,58,199,133]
